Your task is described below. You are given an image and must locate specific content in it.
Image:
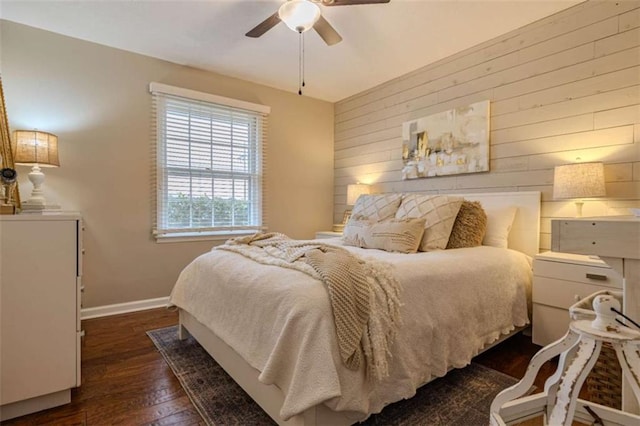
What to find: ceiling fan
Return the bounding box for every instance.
[246,0,390,46]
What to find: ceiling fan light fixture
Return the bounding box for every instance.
[278,0,321,33]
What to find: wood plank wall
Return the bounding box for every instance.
[333,0,640,251]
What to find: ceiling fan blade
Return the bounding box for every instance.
[322,0,390,6]
[245,12,281,38]
[313,15,342,46]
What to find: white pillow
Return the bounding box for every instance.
[482,205,518,248]
[343,217,426,253]
[395,194,463,251]
[351,194,403,221]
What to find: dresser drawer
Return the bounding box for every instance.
[532,277,614,310]
[552,219,640,259]
[533,259,622,288]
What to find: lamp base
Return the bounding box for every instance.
[21,164,61,213]
[20,201,61,212]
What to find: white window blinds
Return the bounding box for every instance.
[150,83,269,239]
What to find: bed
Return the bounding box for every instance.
[170,191,541,426]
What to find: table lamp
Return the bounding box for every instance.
[553,162,605,217]
[12,130,60,211]
[344,183,370,223]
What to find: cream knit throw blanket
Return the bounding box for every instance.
[218,232,402,380]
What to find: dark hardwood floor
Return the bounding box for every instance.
[2,308,558,425]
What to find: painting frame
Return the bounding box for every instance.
[0,75,21,212]
[401,100,490,180]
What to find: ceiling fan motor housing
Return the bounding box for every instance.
[278,0,321,33]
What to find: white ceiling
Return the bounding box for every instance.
[0,0,581,102]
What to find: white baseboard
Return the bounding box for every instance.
[81,296,170,320]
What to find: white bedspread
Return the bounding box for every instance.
[169,239,532,422]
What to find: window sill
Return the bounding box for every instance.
[154,230,257,244]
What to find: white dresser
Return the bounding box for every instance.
[551,216,640,325]
[532,251,622,347]
[0,213,83,421]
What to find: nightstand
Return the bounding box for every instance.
[532,251,623,347]
[315,231,342,239]
[1,213,83,421]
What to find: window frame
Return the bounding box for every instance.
[150,83,270,243]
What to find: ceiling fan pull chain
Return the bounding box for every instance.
[302,31,306,89]
[298,30,303,95]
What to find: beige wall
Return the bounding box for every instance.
[333,0,640,251]
[1,21,334,308]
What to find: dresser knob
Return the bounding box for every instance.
[574,294,582,302]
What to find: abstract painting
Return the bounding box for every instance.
[401,100,490,179]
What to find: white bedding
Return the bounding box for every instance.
[169,238,532,423]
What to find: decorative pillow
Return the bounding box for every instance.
[343,217,426,253]
[446,201,487,249]
[395,194,463,251]
[350,193,403,221]
[482,205,518,248]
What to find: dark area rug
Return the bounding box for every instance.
[147,325,519,425]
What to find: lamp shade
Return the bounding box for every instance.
[553,162,605,200]
[346,183,370,206]
[12,130,60,167]
[278,0,321,33]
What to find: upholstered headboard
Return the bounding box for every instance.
[454,191,541,257]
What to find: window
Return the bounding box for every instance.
[150,83,269,241]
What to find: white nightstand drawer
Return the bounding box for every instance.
[533,304,570,346]
[532,277,614,310]
[533,259,622,288]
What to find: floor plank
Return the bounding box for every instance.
[0,308,565,425]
